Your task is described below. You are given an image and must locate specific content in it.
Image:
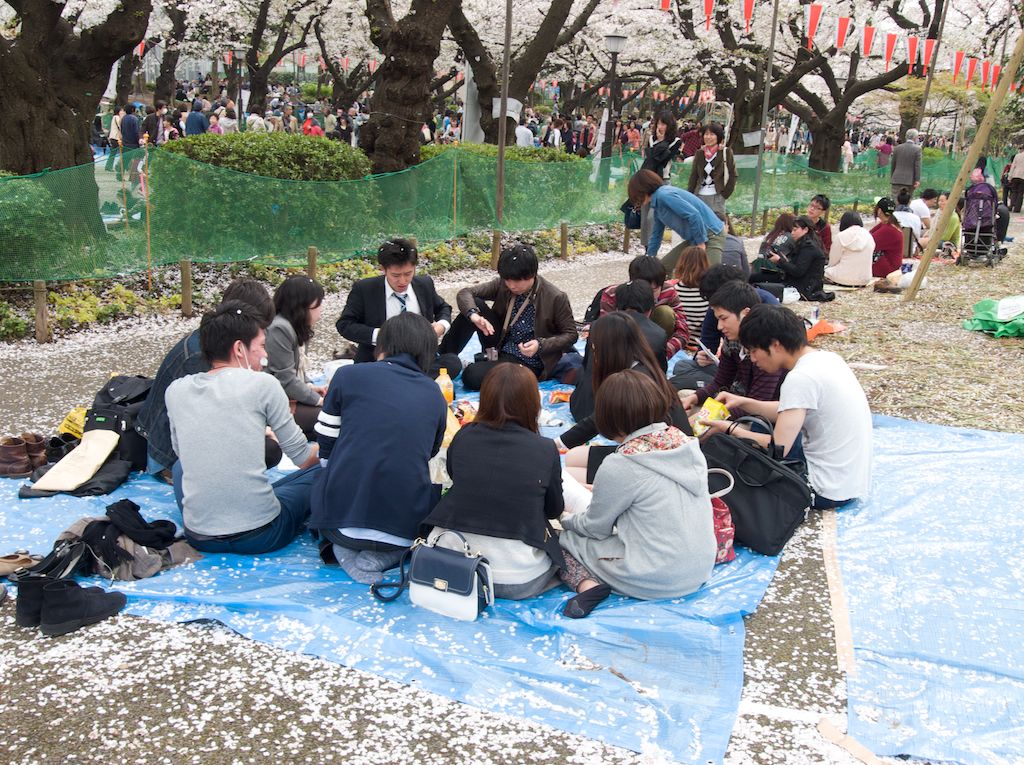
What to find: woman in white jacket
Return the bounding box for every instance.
[825,211,875,287]
[558,369,716,618]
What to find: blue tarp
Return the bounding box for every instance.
[0,374,779,764]
[840,415,1024,765]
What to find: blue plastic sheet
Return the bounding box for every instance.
[839,416,1024,765]
[0,352,777,762]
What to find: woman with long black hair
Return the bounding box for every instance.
[265,275,327,437]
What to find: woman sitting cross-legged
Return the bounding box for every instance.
[421,363,564,600]
[558,369,717,618]
[309,313,448,584]
[559,310,692,488]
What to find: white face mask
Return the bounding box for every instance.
[236,348,268,372]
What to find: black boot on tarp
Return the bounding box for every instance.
[14,573,53,628]
[39,579,127,637]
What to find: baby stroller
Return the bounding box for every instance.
[959,182,1004,267]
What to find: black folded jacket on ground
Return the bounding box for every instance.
[18,458,133,499]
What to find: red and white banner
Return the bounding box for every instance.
[369,59,377,73]
[884,33,898,71]
[966,57,978,88]
[319,56,326,71]
[862,25,875,57]
[805,4,823,50]
[135,41,146,58]
[835,17,851,49]
[922,38,936,74]
[299,53,307,68]
[951,50,965,83]
[704,0,714,31]
[743,0,755,34]
[991,64,1001,91]
[981,59,990,87]
[223,51,233,66]
[552,79,559,88]
[660,0,670,10]
[906,36,918,68]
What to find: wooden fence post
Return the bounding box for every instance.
[623,227,631,252]
[180,259,193,318]
[761,208,769,234]
[560,221,569,259]
[852,199,859,212]
[490,230,501,269]
[33,280,50,343]
[307,246,318,280]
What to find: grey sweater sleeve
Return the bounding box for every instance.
[561,455,632,539]
[262,380,313,464]
[265,319,320,406]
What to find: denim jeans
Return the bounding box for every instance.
[174,464,320,555]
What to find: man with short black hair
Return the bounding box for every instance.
[702,304,872,508]
[806,194,832,252]
[613,279,668,369]
[337,238,461,378]
[680,280,785,417]
[166,301,320,555]
[913,188,938,230]
[184,99,208,136]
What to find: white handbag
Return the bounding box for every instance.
[371,531,494,621]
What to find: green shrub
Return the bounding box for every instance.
[420,143,582,164]
[0,300,28,340]
[160,132,371,180]
[0,176,71,280]
[152,133,379,260]
[300,82,330,102]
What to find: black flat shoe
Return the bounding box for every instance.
[7,539,86,583]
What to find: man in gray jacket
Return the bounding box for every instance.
[890,129,922,200]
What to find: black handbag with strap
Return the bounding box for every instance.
[700,416,814,556]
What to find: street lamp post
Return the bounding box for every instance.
[601,34,628,161]
[748,0,782,235]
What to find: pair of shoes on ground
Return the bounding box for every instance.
[15,574,126,637]
[0,432,80,478]
[0,433,46,478]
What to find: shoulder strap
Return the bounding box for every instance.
[722,147,730,188]
[369,548,412,602]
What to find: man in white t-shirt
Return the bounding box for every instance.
[701,304,872,507]
[910,188,937,231]
[515,117,535,148]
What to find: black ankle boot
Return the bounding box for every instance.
[14,573,53,628]
[39,579,127,637]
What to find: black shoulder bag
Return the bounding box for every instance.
[700,416,814,556]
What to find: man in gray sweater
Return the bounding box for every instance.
[167,301,320,555]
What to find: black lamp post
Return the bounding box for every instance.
[601,34,628,160]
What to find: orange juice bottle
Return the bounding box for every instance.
[436,368,454,405]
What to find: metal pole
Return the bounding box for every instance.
[602,51,619,160]
[915,0,950,130]
[904,30,1024,301]
[749,0,782,235]
[494,0,513,225]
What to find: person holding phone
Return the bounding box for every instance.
[439,244,577,391]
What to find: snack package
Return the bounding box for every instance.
[454,399,477,423]
[441,407,462,449]
[691,397,731,437]
[549,390,572,404]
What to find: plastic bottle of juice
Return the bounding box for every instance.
[436,368,454,405]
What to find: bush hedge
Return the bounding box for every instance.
[420,143,582,164]
[160,132,371,180]
[0,175,71,280]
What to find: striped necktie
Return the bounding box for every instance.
[394,292,407,312]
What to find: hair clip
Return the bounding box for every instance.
[236,309,242,314]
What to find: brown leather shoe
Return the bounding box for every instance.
[0,436,32,478]
[20,432,46,469]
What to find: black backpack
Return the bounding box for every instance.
[87,375,154,471]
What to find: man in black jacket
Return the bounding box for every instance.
[336,239,462,379]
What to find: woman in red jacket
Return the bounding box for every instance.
[870,197,904,278]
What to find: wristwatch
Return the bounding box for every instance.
[466,307,481,317]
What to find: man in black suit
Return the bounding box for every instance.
[336,239,462,379]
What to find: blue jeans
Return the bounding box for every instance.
[173,464,320,554]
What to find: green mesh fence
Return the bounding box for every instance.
[0,146,1008,283]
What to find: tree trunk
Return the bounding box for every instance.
[115,54,136,105]
[227,62,242,106]
[210,59,220,102]
[0,0,152,237]
[247,66,272,114]
[807,118,844,172]
[362,0,458,173]
[154,48,181,105]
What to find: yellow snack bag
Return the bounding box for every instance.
[441,407,462,449]
[58,407,88,439]
[691,398,730,437]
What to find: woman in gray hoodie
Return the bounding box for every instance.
[559,369,717,618]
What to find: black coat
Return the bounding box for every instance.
[775,236,826,299]
[336,274,453,363]
[422,423,565,567]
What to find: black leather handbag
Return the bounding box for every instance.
[700,416,814,556]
